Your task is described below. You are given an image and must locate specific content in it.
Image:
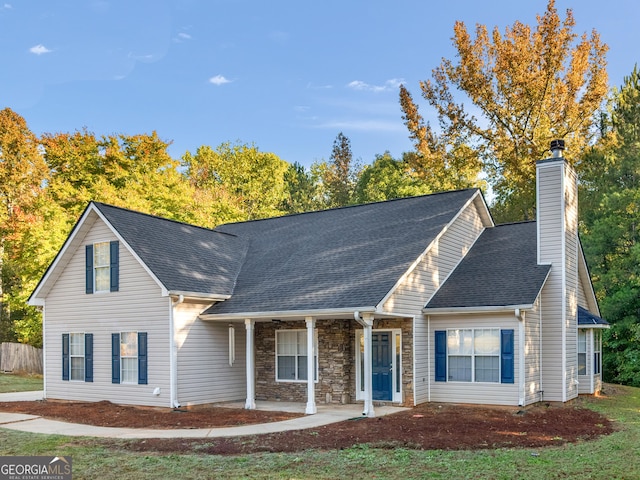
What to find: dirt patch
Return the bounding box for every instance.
[0,400,302,428]
[0,397,615,454]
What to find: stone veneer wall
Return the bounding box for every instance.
[254,317,413,406]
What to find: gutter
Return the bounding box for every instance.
[169,294,184,408]
[167,291,231,302]
[423,304,535,315]
[200,306,378,321]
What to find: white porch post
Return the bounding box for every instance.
[244,318,256,410]
[305,316,317,414]
[362,314,375,418]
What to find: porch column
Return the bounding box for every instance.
[305,316,317,414]
[362,314,375,418]
[244,318,256,410]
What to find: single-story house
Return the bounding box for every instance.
[29,143,608,416]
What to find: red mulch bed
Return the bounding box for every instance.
[0,396,616,455]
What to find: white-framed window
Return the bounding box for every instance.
[275,329,317,382]
[578,330,587,375]
[94,241,111,292]
[69,333,85,381]
[120,332,138,384]
[447,328,500,383]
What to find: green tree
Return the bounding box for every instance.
[281,162,322,214]
[580,65,640,386]
[403,0,608,222]
[182,142,289,222]
[354,152,433,203]
[319,132,361,208]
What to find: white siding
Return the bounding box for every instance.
[175,301,246,406]
[537,160,579,402]
[43,218,171,407]
[524,299,543,405]
[428,313,520,406]
[381,199,486,406]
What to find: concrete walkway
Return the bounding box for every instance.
[0,391,407,439]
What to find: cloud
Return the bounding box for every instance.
[209,74,231,86]
[3,4,12,9]
[174,32,192,43]
[29,44,52,55]
[347,78,404,93]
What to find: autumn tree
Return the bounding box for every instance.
[182,142,289,223]
[580,65,640,386]
[399,85,483,192]
[402,0,608,222]
[0,108,49,345]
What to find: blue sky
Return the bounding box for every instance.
[1,1,638,168]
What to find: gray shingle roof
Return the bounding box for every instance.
[578,306,608,326]
[94,203,247,295]
[204,189,479,315]
[425,222,551,309]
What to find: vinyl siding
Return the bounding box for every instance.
[428,313,520,406]
[524,298,543,405]
[537,160,579,402]
[175,301,246,406]
[43,218,171,407]
[381,199,486,406]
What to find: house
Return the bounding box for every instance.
[28,142,608,416]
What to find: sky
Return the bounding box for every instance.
[1,0,638,168]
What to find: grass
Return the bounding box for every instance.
[0,372,43,393]
[1,380,638,479]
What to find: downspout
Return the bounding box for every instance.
[516,308,526,406]
[427,315,431,403]
[170,295,184,408]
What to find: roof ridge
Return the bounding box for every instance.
[92,201,238,238]
[220,188,480,227]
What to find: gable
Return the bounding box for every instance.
[425,222,552,311]
[203,189,482,316]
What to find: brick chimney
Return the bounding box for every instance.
[536,140,579,402]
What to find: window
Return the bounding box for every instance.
[94,242,110,292]
[120,332,138,384]
[86,241,119,294]
[594,330,601,375]
[111,332,147,385]
[62,333,93,382]
[578,330,587,375]
[276,330,317,382]
[436,329,513,384]
[70,333,85,381]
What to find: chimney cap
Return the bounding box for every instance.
[550,139,565,157]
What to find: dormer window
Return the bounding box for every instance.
[86,241,119,294]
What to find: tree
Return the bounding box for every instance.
[281,162,322,214]
[182,142,289,222]
[403,0,608,222]
[319,132,361,208]
[580,65,640,386]
[0,108,49,345]
[354,152,432,203]
[399,85,484,192]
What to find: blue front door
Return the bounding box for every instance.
[372,332,392,401]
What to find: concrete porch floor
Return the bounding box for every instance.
[216,400,409,417]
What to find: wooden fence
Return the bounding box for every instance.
[0,342,43,374]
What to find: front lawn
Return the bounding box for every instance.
[0,372,42,393]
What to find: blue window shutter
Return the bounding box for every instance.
[84,333,93,382]
[112,333,121,384]
[501,329,515,384]
[138,332,148,385]
[62,334,70,381]
[435,330,447,382]
[85,245,94,294]
[110,240,119,292]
